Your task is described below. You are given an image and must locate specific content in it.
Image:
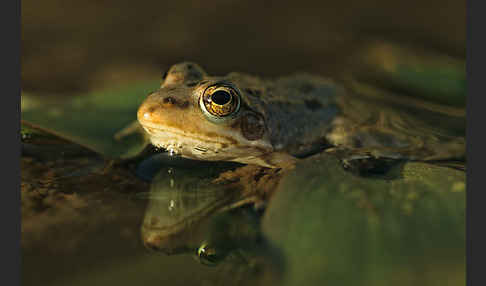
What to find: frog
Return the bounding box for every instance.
[135,62,465,170]
[135,62,465,261]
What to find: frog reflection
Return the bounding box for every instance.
[139,160,276,264]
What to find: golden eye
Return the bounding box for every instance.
[196,242,226,266]
[200,84,240,122]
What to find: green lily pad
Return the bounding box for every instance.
[263,153,465,286]
[21,80,159,159]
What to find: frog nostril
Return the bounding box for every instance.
[140,105,157,121]
[147,106,156,113]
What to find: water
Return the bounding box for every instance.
[134,148,465,286]
[21,79,466,285]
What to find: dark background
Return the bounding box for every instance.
[22,0,465,93]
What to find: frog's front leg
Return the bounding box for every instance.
[213,164,287,211]
[114,120,148,141]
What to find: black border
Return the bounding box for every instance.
[465,0,474,285]
[4,0,21,284]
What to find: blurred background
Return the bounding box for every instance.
[22,0,465,94]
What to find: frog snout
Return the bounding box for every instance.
[142,232,187,255]
[137,103,158,123]
[138,94,191,124]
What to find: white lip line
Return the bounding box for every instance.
[149,139,214,155]
[139,120,232,145]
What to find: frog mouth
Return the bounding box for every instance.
[138,120,273,163]
[139,121,233,159]
[139,121,234,147]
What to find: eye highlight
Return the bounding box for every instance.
[200,84,240,122]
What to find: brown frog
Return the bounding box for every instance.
[135,62,465,256]
[136,62,465,169]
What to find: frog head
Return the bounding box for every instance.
[137,62,285,167]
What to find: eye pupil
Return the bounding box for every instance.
[211,90,231,105]
[200,85,241,122]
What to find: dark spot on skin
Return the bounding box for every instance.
[230,120,240,129]
[147,106,157,113]
[188,72,203,81]
[304,99,323,111]
[162,97,189,109]
[241,113,265,141]
[342,157,400,177]
[163,97,177,104]
[179,101,189,109]
[244,88,261,96]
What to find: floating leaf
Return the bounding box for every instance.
[263,153,465,286]
[21,80,159,159]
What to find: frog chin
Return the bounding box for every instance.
[147,133,266,163]
[141,121,275,165]
[147,133,296,168]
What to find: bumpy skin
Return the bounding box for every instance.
[137,62,465,168]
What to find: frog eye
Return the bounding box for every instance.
[200,85,240,123]
[196,242,226,266]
